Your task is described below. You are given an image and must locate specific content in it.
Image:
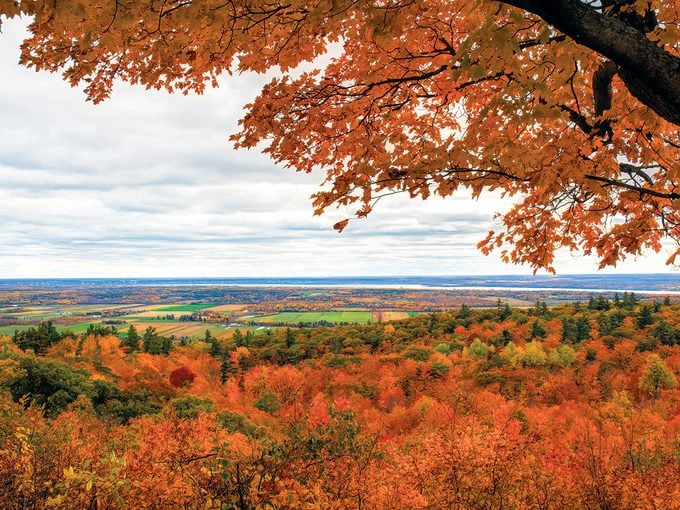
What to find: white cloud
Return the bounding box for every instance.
[0,18,675,277]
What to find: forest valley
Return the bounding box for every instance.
[1,296,680,509]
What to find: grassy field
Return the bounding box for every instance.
[0,322,111,336]
[154,304,218,312]
[0,325,32,336]
[0,318,254,342]
[57,322,106,334]
[246,311,372,325]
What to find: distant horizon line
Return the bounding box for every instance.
[0,273,678,280]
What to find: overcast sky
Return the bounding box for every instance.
[0,19,675,277]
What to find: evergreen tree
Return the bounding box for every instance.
[528,301,549,317]
[575,316,591,342]
[596,295,610,311]
[161,336,173,356]
[209,335,222,358]
[457,304,471,320]
[587,296,596,310]
[561,317,577,343]
[531,319,546,339]
[637,305,654,328]
[245,330,254,347]
[233,329,244,347]
[499,302,512,321]
[610,310,625,330]
[142,326,163,355]
[653,320,677,346]
[86,324,96,337]
[285,327,295,348]
[428,313,438,333]
[597,314,614,337]
[588,295,610,311]
[123,324,140,352]
[622,292,638,309]
[13,321,60,355]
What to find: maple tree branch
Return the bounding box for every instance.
[551,101,595,135]
[360,65,450,94]
[441,166,529,183]
[337,163,678,222]
[500,0,680,125]
[619,163,655,185]
[664,138,680,150]
[372,166,529,188]
[584,174,680,201]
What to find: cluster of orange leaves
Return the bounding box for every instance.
[0,1,679,270]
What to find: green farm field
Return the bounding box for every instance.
[1,322,110,336]
[245,311,372,324]
[56,322,107,334]
[0,325,33,337]
[0,317,261,342]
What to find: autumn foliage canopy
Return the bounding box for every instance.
[2,298,680,508]
[1,0,679,270]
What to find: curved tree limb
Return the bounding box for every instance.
[501,0,680,125]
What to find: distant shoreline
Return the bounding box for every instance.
[0,275,679,295]
[48,283,680,295]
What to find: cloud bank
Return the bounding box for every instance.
[0,19,674,277]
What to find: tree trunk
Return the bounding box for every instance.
[502,0,680,126]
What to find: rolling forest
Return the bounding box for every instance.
[1,297,680,509]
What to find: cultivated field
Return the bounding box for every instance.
[373,311,410,321]
[119,310,204,319]
[153,304,218,312]
[246,311,373,324]
[207,304,249,312]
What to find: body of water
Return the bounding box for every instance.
[0,274,679,294]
